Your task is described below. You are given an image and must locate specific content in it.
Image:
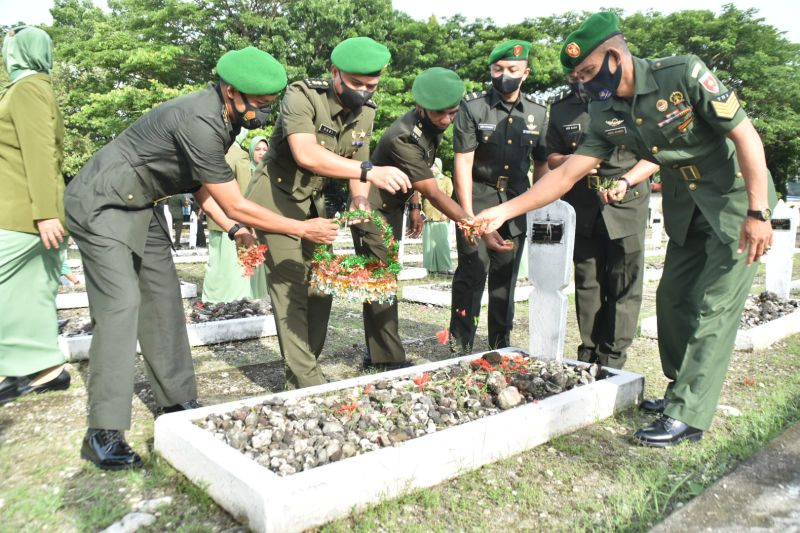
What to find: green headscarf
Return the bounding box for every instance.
[248,136,268,171]
[2,26,53,83]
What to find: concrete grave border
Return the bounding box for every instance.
[154,347,643,533]
[57,282,197,310]
[59,314,276,362]
[639,308,800,351]
[402,283,552,307]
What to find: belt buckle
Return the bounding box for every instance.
[587,175,600,190]
[495,175,509,192]
[679,164,701,181]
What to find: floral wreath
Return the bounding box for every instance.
[309,209,401,303]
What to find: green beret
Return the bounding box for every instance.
[488,40,531,65]
[331,37,391,75]
[412,67,465,111]
[560,12,622,70]
[216,46,287,95]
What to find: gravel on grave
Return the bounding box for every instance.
[740,291,799,329]
[198,351,607,477]
[59,298,271,336]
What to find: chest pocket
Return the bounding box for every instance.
[657,101,698,146]
[477,123,499,145]
[520,127,540,148]
[315,124,338,153]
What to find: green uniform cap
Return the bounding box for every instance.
[560,12,622,70]
[488,39,531,65]
[331,36,391,75]
[412,67,465,111]
[216,46,287,95]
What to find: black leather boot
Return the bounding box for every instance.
[81,429,143,470]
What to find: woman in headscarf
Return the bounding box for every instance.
[0,26,71,403]
[421,158,454,274]
[200,134,269,303]
[249,136,268,171]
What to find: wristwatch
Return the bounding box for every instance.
[360,160,373,183]
[227,223,243,240]
[617,177,631,192]
[746,208,772,221]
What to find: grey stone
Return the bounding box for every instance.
[497,387,523,410]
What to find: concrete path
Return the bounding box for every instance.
[651,421,800,532]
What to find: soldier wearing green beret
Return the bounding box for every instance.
[547,76,659,369]
[65,46,338,470]
[245,37,412,388]
[449,39,548,354]
[352,67,510,368]
[477,12,777,446]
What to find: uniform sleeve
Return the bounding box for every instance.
[453,100,478,153]
[279,86,317,136]
[10,80,62,220]
[546,108,570,156]
[685,56,747,135]
[574,119,616,160]
[389,137,434,184]
[173,115,234,184]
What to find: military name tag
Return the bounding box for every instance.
[563,123,581,133]
[478,123,497,131]
[605,126,627,137]
[318,124,337,137]
[710,91,740,119]
[522,129,539,135]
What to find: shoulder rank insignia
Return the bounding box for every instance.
[303,78,329,91]
[710,91,740,119]
[364,98,377,109]
[549,89,571,105]
[524,93,546,107]
[464,90,488,102]
[651,55,689,70]
[410,124,423,143]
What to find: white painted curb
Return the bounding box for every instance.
[57,282,197,310]
[154,348,643,533]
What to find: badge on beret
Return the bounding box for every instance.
[656,99,669,112]
[670,91,685,105]
[710,91,740,119]
[699,71,720,94]
[605,118,624,127]
[513,44,523,57]
[565,42,581,58]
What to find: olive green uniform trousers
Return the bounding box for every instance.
[68,210,197,430]
[658,208,757,431]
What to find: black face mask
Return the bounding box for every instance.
[583,52,622,101]
[337,73,374,110]
[420,109,447,135]
[233,94,272,129]
[491,74,523,95]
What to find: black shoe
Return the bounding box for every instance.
[639,397,669,413]
[81,429,143,470]
[160,399,203,414]
[0,377,25,405]
[362,355,413,371]
[17,369,71,397]
[633,415,703,448]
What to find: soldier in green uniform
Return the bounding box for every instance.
[547,79,659,368]
[352,68,511,369]
[449,40,549,353]
[65,47,338,470]
[245,37,412,389]
[477,12,776,446]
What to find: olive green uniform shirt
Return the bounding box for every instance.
[246,79,374,221]
[547,88,649,239]
[0,73,64,234]
[65,84,236,255]
[575,55,777,246]
[453,88,548,237]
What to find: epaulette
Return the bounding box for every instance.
[364,98,377,109]
[651,55,689,71]
[524,93,547,108]
[464,90,488,102]
[303,78,330,91]
[549,89,572,106]
[410,122,423,144]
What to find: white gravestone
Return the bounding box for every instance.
[766,200,799,299]
[527,200,576,361]
[163,204,174,244]
[189,211,198,248]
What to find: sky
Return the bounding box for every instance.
[1,0,797,43]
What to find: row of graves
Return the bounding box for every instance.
[60,197,799,532]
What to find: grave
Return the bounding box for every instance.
[402,283,535,307]
[154,199,644,532]
[57,281,197,310]
[765,200,798,299]
[59,314,276,362]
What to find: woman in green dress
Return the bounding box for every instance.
[421,158,454,274]
[200,136,269,303]
[0,26,71,403]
